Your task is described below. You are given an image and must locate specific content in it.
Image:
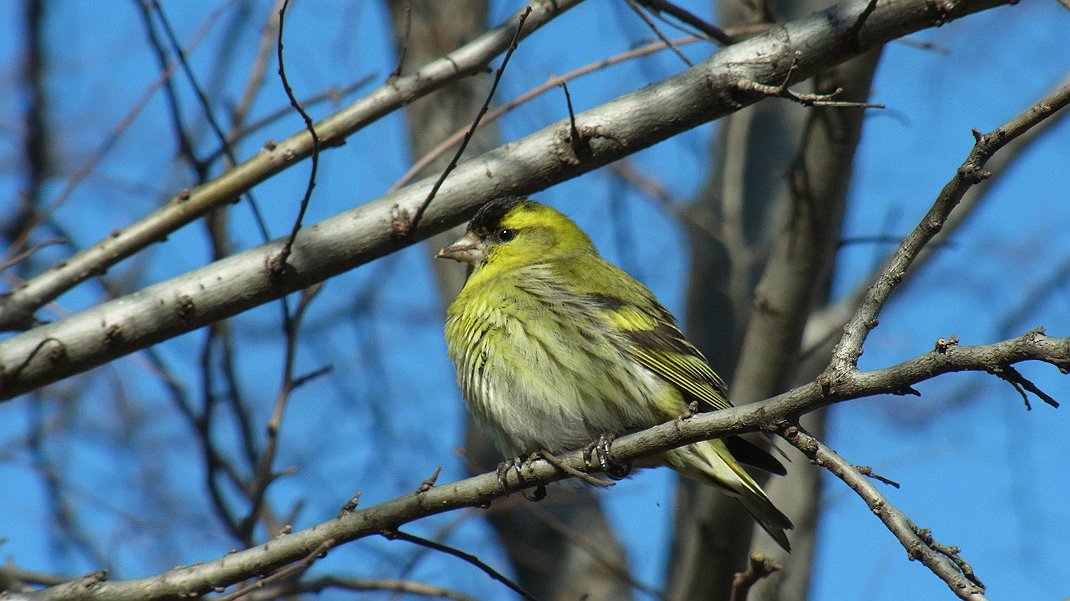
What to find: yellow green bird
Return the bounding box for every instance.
[439,197,792,551]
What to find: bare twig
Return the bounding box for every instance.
[240,283,322,543]
[634,0,736,45]
[405,6,532,236]
[539,450,614,487]
[296,576,479,601]
[390,1,413,78]
[416,466,443,493]
[560,81,588,159]
[214,76,375,160]
[779,424,987,600]
[0,238,66,275]
[854,465,901,488]
[216,538,336,601]
[270,0,320,273]
[625,0,693,66]
[826,82,1070,374]
[229,0,287,136]
[989,362,1061,410]
[382,530,538,601]
[736,51,885,108]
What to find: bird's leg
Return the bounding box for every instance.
[583,433,631,480]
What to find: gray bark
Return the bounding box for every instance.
[386,1,633,598]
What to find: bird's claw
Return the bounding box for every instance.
[583,433,631,480]
[496,456,523,492]
[497,453,542,494]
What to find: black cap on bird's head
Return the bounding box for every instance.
[466,196,529,237]
[436,197,530,265]
[437,196,595,266]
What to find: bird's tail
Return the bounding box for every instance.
[661,439,793,552]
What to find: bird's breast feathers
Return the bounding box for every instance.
[445,265,672,455]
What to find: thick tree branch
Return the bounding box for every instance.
[22,329,1066,601]
[0,0,1021,400]
[0,0,581,332]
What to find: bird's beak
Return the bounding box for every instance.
[437,231,485,265]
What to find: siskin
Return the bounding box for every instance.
[439,197,792,551]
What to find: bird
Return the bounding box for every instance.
[438,196,793,551]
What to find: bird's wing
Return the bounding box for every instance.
[572,259,732,413]
[620,318,733,412]
[573,260,788,475]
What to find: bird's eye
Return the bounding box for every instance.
[498,228,516,242]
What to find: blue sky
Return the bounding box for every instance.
[1,1,1068,600]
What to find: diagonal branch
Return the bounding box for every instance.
[0,0,1022,400]
[23,328,1067,601]
[0,0,583,332]
[825,81,1070,374]
[778,424,987,601]
[804,72,1070,359]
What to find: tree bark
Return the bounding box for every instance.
[386,1,634,598]
[668,0,883,598]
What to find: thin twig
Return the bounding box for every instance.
[382,529,538,601]
[634,0,736,45]
[854,465,901,488]
[240,282,322,543]
[779,423,988,600]
[215,76,374,160]
[390,0,413,78]
[405,6,533,236]
[539,450,614,487]
[216,539,336,601]
[826,82,1070,374]
[989,362,1061,410]
[0,238,66,275]
[559,81,587,158]
[625,0,693,66]
[736,51,885,108]
[297,576,479,601]
[271,0,320,273]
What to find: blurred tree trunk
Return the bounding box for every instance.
[667,1,883,599]
[385,2,634,599]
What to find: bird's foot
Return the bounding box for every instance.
[535,449,613,488]
[497,453,550,500]
[583,433,631,480]
[496,456,526,493]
